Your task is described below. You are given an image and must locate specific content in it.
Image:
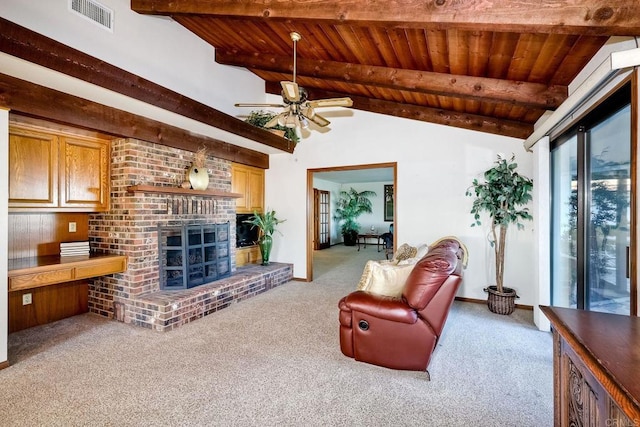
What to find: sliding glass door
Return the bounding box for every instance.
[551,84,631,315]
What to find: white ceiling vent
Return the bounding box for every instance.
[69,0,113,32]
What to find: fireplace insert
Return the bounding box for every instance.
[158,222,231,290]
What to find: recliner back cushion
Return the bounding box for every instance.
[402,248,459,310]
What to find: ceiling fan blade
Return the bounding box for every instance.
[264,114,282,128]
[234,103,286,108]
[308,113,331,127]
[308,97,353,108]
[281,81,300,102]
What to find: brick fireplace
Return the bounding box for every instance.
[89,138,292,331]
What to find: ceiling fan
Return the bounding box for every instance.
[235,32,353,139]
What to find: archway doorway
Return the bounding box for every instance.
[306,162,397,281]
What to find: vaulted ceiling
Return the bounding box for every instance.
[131,0,640,140]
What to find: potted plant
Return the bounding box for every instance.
[466,154,533,315]
[244,110,300,144]
[243,209,286,265]
[334,187,377,246]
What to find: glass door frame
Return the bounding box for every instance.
[550,79,637,315]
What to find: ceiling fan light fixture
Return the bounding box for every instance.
[284,114,298,128]
[234,30,352,143]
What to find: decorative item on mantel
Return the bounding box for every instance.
[185,146,209,190]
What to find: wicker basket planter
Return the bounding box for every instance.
[484,286,519,315]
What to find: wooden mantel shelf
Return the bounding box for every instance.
[126,184,242,198]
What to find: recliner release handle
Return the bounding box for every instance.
[358,320,369,331]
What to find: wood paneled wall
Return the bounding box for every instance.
[9,281,88,333]
[8,213,89,259]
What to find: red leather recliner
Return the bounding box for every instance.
[338,239,464,373]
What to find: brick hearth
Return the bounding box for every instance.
[124,263,292,332]
[88,138,292,330]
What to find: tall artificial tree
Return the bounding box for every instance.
[466,155,533,293]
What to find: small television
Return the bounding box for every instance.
[236,214,259,247]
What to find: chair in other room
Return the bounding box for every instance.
[379,224,394,259]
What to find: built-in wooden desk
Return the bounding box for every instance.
[540,306,640,426]
[7,253,128,333]
[8,253,127,291]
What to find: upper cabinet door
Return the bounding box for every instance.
[9,122,111,212]
[231,163,264,214]
[247,168,264,213]
[8,127,59,208]
[231,164,250,212]
[59,136,110,211]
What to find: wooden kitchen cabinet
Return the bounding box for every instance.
[8,126,59,209]
[9,123,110,212]
[59,135,110,211]
[231,163,264,214]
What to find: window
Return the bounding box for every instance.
[550,83,632,315]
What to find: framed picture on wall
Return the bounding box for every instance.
[384,184,393,222]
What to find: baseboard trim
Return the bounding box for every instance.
[292,277,310,282]
[455,296,533,311]
[0,360,10,370]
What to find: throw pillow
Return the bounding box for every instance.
[392,243,417,264]
[365,262,415,297]
[356,260,375,291]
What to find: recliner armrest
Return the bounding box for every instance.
[341,291,418,324]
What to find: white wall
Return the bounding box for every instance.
[340,182,393,236]
[1,0,265,115]
[533,137,551,331]
[265,108,536,306]
[311,180,393,245]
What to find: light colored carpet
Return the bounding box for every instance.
[0,245,553,426]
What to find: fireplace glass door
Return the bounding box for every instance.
[159,222,231,290]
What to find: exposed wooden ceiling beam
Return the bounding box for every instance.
[216,50,567,109]
[0,73,270,168]
[266,82,533,139]
[132,0,640,36]
[0,17,292,154]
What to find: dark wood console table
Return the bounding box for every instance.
[540,306,640,426]
[356,233,382,251]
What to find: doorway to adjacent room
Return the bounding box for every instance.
[306,162,397,281]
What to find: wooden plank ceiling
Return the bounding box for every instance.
[132,0,640,139]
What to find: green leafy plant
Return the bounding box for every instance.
[334,187,377,245]
[243,209,286,237]
[244,110,300,144]
[466,154,533,293]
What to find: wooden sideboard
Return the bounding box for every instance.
[540,306,640,426]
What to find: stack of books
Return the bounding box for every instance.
[60,241,90,257]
